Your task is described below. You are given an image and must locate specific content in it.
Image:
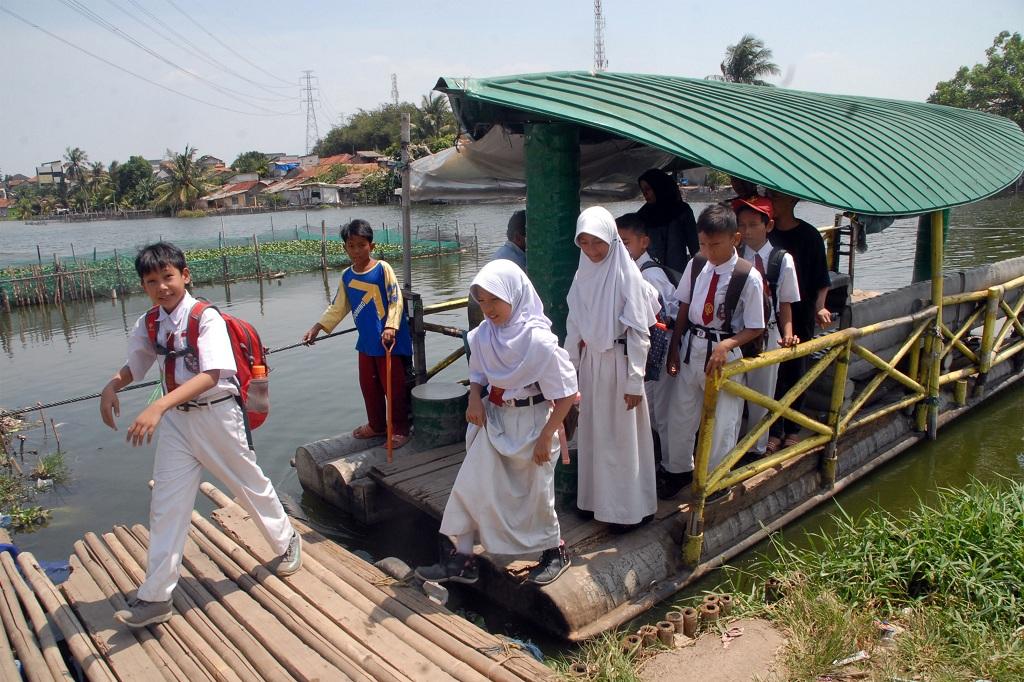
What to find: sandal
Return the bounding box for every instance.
[782,434,802,448]
[766,436,782,454]
[353,424,386,439]
[389,433,410,449]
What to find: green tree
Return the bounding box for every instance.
[231,151,271,176]
[415,93,456,140]
[708,34,780,85]
[113,156,153,206]
[315,102,420,156]
[928,31,1023,128]
[154,146,212,212]
[359,169,399,204]
[63,147,89,190]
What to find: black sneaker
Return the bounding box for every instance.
[414,551,479,584]
[657,469,693,499]
[527,544,570,585]
[705,487,732,504]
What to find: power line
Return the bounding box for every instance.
[56,0,294,115]
[163,0,295,88]
[114,0,295,100]
[0,5,298,118]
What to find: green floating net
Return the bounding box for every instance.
[0,223,466,306]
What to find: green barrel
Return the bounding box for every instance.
[411,382,469,451]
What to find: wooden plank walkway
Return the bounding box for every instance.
[369,443,691,560]
[0,486,555,681]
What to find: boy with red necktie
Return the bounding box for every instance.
[663,203,766,502]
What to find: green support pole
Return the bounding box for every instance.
[912,209,949,283]
[525,122,580,341]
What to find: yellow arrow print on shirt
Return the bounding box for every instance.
[349,279,385,318]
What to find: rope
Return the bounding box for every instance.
[0,327,357,418]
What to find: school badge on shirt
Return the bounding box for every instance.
[184,352,200,375]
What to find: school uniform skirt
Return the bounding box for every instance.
[439,400,560,555]
[576,346,657,525]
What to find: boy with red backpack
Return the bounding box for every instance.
[99,242,299,628]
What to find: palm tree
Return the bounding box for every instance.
[708,34,780,86]
[415,93,455,140]
[154,146,211,212]
[63,147,89,189]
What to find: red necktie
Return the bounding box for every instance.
[754,253,765,276]
[701,273,719,325]
[164,332,178,393]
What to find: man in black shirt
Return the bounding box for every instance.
[765,190,833,450]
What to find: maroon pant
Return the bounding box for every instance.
[358,352,410,436]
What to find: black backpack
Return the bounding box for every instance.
[687,253,777,358]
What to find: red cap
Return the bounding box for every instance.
[732,195,774,221]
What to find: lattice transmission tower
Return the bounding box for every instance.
[301,70,320,154]
[391,73,399,105]
[593,0,608,72]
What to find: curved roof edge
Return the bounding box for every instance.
[435,72,1024,216]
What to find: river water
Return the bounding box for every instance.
[1,195,1022,641]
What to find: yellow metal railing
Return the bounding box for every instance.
[681,262,1024,567]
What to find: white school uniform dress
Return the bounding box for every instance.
[440,261,577,554]
[124,291,292,602]
[637,252,679,450]
[741,243,800,454]
[666,251,766,475]
[566,207,659,525]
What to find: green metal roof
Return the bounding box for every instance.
[435,71,1024,216]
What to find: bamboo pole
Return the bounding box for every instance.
[78,535,207,682]
[0,604,22,682]
[0,553,54,682]
[102,530,249,682]
[401,113,413,288]
[174,532,343,682]
[422,298,469,315]
[62,554,165,681]
[683,376,720,568]
[200,485,528,682]
[71,541,188,682]
[252,235,262,279]
[821,340,851,486]
[125,525,296,682]
[185,517,397,682]
[16,552,117,682]
[320,220,327,272]
[927,210,945,439]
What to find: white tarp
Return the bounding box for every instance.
[409,126,677,201]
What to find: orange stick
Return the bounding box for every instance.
[384,338,395,464]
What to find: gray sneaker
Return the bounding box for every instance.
[276,531,302,577]
[114,598,173,628]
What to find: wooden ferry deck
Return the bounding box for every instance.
[0,482,555,681]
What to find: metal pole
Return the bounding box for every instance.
[926,210,944,439]
[401,112,413,289]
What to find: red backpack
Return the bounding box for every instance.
[145,299,270,429]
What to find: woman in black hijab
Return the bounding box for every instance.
[636,169,698,273]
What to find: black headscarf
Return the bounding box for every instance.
[636,168,698,272]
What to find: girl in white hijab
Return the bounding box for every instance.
[415,260,578,586]
[566,206,658,531]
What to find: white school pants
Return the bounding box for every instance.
[645,371,674,450]
[137,399,293,602]
[743,326,781,455]
[664,332,744,476]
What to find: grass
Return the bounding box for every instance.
[718,478,1024,681]
[549,631,652,681]
[31,451,70,485]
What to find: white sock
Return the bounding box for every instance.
[453,533,474,555]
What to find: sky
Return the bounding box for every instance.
[1,0,1021,176]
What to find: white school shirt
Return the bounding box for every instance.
[742,243,800,324]
[673,250,766,333]
[125,291,239,399]
[636,252,680,320]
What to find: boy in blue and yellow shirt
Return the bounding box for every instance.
[303,219,412,447]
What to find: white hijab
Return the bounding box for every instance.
[567,206,658,353]
[467,259,561,389]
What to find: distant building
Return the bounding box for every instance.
[0,196,12,218]
[199,180,266,209]
[35,161,64,186]
[5,174,30,189]
[353,150,384,164]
